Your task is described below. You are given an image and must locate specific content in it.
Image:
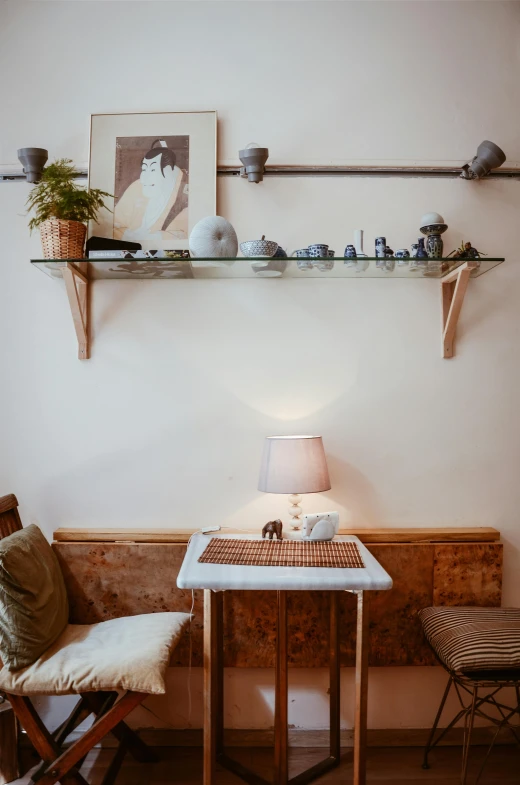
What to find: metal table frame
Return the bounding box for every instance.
[203,589,370,785]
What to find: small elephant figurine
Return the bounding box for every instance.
[262,519,283,540]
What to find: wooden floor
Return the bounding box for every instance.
[15,745,520,785]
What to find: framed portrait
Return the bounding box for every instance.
[89,111,217,252]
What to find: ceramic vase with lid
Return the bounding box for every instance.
[426,234,443,259]
[420,212,448,260]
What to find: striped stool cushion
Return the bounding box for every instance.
[419,607,520,674]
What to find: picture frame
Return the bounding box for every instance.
[88,111,217,253]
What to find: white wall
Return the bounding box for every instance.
[1,0,520,732]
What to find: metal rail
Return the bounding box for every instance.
[2,165,520,182]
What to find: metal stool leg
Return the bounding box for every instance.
[460,687,478,785]
[422,676,454,770]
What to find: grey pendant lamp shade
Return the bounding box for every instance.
[258,436,331,494]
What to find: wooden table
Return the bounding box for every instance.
[177,534,392,785]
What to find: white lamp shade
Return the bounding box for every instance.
[258,436,331,494]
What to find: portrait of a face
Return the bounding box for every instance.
[113,135,190,251]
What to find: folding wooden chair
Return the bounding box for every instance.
[0,494,189,785]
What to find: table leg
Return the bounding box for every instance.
[274,590,288,785]
[329,591,341,763]
[204,590,223,785]
[353,591,370,785]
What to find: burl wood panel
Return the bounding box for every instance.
[54,543,203,666]
[433,543,503,606]
[53,541,503,669]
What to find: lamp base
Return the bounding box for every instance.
[288,494,303,529]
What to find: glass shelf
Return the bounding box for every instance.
[31,256,505,281]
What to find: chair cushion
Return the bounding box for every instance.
[0,525,69,671]
[0,612,190,696]
[419,606,520,674]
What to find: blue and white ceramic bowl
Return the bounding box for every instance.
[240,239,278,258]
[308,244,329,258]
[395,249,410,265]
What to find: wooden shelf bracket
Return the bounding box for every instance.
[441,261,478,358]
[62,263,90,360]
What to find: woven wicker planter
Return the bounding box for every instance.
[39,219,86,259]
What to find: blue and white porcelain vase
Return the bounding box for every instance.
[416,238,428,258]
[375,236,386,258]
[426,234,443,259]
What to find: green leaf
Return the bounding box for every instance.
[25,158,112,231]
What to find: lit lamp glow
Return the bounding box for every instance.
[258,435,331,529]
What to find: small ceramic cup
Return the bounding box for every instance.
[296,259,313,270]
[328,250,335,257]
[291,249,313,270]
[308,244,329,258]
[313,258,335,272]
[395,249,410,264]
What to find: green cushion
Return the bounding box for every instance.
[0,525,69,671]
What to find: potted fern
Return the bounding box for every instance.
[27,159,111,259]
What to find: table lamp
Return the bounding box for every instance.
[258,435,331,529]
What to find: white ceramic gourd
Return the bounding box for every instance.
[189,216,238,258]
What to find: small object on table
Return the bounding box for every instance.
[410,240,429,272]
[448,241,482,260]
[258,435,331,530]
[353,229,367,258]
[375,236,386,258]
[313,257,335,272]
[395,249,410,265]
[273,245,288,258]
[307,243,329,258]
[420,212,448,260]
[376,245,394,270]
[344,244,357,268]
[86,236,142,255]
[302,511,339,541]
[240,235,278,260]
[262,519,283,540]
[189,216,238,259]
[292,248,313,271]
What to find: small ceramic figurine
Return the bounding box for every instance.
[448,241,481,260]
[262,519,283,540]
